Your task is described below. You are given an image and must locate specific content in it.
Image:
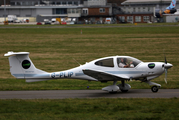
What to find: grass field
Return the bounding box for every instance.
[0,25,179,119]
[0,98,179,120]
[0,25,179,90]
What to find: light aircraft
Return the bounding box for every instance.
[4,51,173,93]
[155,0,177,18]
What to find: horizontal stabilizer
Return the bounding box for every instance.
[4,51,29,57]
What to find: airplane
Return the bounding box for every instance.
[4,51,173,93]
[155,0,177,18]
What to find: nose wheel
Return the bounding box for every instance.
[151,86,159,93]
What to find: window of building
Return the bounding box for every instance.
[56,2,61,5]
[83,8,88,14]
[10,2,15,5]
[99,8,105,13]
[119,16,125,22]
[138,7,140,12]
[133,8,135,12]
[135,16,141,22]
[67,9,71,14]
[72,9,75,13]
[123,7,126,11]
[68,1,72,5]
[76,9,80,13]
[62,2,66,5]
[143,16,150,22]
[74,1,78,5]
[95,58,114,67]
[127,16,133,22]
[34,2,38,5]
[56,8,67,14]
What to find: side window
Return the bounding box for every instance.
[95,58,114,67]
[117,57,141,68]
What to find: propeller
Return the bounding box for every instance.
[163,55,173,84]
[164,69,167,84]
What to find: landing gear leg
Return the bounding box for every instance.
[145,81,161,93]
[118,80,130,93]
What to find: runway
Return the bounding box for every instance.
[0,89,179,99]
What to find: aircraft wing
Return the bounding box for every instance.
[82,69,129,81]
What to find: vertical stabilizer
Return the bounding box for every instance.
[4,52,48,80]
[166,0,176,10]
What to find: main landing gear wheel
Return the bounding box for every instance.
[109,91,118,94]
[120,89,128,93]
[151,86,159,93]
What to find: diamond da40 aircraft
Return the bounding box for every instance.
[5,52,173,93]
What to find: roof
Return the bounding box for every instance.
[121,0,175,5]
[0,4,83,9]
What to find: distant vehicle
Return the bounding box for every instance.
[44,21,51,25]
[14,18,21,23]
[51,18,56,23]
[22,19,29,23]
[66,21,74,25]
[7,15,17,23]
[61,21,66,25]
[105,18,111,24]
[44,19,49,22]
[37,22,42,25]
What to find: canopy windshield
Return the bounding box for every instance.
[117,57,142,68]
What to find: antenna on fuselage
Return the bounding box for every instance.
[73,58,81,66]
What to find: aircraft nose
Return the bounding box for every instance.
[164,63,173,69]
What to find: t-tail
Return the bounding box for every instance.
[163,0,176,14]
[155,0,176,18]
[4,52,51,82]
[166,0,176,10]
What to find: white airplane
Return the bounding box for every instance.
[4,51,173,93]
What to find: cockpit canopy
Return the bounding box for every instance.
[117,57,142,68]
[94,56,142,68]
[95,58,114,67]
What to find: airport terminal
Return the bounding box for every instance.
[0,0,179,23]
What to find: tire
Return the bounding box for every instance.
[120,89,128,93]
[151,86,159,93]
[109,91,117,94]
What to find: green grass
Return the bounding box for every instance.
[0,26,179,90]
[0,25,179,120]
[0,98,179,120]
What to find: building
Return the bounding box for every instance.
[0,0,178,23]
[0,0,85,22]
[80,0,112,24]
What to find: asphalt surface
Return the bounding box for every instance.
[0,89,179,99]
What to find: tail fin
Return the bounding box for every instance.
[4,52,50,82]
[166,0,176,10]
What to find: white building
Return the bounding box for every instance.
[0,0,84,22]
